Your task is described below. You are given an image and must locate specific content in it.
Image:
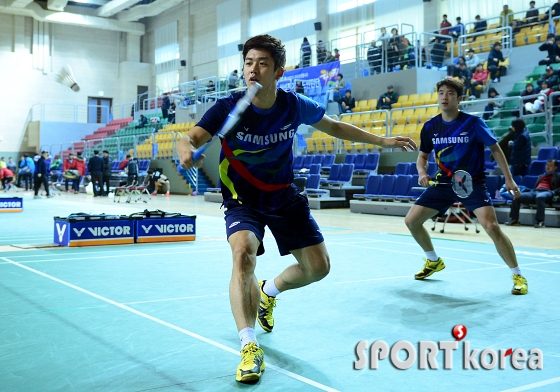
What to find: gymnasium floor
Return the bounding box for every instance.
[1,193,559,392]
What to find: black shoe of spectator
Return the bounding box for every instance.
[506,220,521,226]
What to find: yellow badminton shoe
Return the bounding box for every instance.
[511,274,528,295]
[257,280,276,332]
[414,257,446,280]
[236,342,265,383]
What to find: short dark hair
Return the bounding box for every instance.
[548,159,559,167]
[338,73,344,78]
[147,169,154,174]
[126,154,131,158]
[243,34,286,70]
[102,150,109,154]
[436,78,464,96]
[345,89,351,93]
[494,42,502,48]
[443,14,447,17]
[93,150,99,155]
[511,118,526,133]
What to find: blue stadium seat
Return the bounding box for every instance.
[305,174,329,196]
[327,163,354,186]
[486,175,505,204]
[386,175,411,199]
[353,174,382,199]
[362,153,380,174]
[522,175,538,189]
[394,162,410,175]
[353,154,367,171]
[302,155,314,170]
[537,147,558,161]
[321,154,335,170]
[312,154,324,166]
[408,164,418,176]
[293,155,304,171]
[321,164,341,185]
[309,164,321,175]
[376,175,397,198]
[344,154,356,165]
[528,160,547,176]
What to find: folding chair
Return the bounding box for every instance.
[114,183,133,203]
[431,202,480,234]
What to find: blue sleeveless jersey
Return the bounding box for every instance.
[420,111,497,181]
[197,89,325,212]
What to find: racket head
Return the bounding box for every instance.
[451,170,473,198]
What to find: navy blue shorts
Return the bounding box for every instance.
[414,182,493,215]
[224,194,324,256]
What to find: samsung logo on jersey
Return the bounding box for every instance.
[432,136,470,144]
[236,129,296,145]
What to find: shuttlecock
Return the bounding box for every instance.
[56,65,80,92]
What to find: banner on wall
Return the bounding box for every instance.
[278,61,342,106]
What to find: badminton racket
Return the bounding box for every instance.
[429,170,473,198]
[192,82,262,162]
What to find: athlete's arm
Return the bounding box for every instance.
[417,151,431,186]
[311,115,416,152]
[177,126,213,169]
[489,143,521,199]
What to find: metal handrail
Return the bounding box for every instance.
[457,26,513,59]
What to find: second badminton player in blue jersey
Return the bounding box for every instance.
[404,78,528,296]
[178,34,416,383]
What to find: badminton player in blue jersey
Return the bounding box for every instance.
[178,34,416,383]
[404,78,528,295]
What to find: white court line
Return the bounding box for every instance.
[500,376,560,392]
[123,293,229,305]
[522,267,560,275]
[0,257,339,392]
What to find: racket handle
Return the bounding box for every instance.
[428,180,436,186]
[192,144,208,162]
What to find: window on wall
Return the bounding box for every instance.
[218,54,243,82]
[249,0,316,36]
[154,21,179,93]
[328,0,376,14]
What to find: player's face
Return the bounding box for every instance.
[437,85,461,111]
[243,48,283,91]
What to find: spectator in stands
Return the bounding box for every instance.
[465,48,481,72]
[136,114,148,129]
[501,4,514,26]
[102,150,112,196]
[507,159,560,227]
[551,0,560,20]
[0,167,14,190]
[538,34,557,65]
[316,40,326,64]
[334,48,340,61]
[430,36,446,68]
[508,119,531,176]
[34,151,52,199]
[126,157,139,186]
[50,157,62,171]
[118,154,131,171]
[161,93,170,121]
[405,77,527,295]
[295,81,305,95]
[483,87,503,119]
[519,83,539,115]
[328,73,346,102]
[440,14,452,35]
[376,85,399,110]
[526,1,539,24]
[456,63,472,92]
[17,155,33,191]
[536,66,559,92]
[205,80,216,102]
[228,70,239,90]
[145,169,170,197]
[168,103,176,124]
[470,63,489,99]
[388,28,402,70]
[449,17,464,39]
[0,157,5,169]
[7,157,16,173]
[367,41,382,75]
[377,27,391,53]
[87,150,104,197]
[300,37,311,68]
[63,153,79,193]
[510,19,523,36]
[488,42,507,82]
[324,50,335,63]
[448,55,466,77]
[474,15,487,33]
[340,90,356,113]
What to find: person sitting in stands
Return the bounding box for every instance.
[135,115,148,129]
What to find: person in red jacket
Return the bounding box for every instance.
[0,167,14,190]
[73,152,86,194]
[63,153,79,193]
[470,63,489,99]
[440,14,452,35]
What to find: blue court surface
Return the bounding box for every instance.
[1,195,559,391]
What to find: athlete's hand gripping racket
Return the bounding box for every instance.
[192,82,262,162]
[429,170,473,198]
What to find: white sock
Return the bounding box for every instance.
[510,267,521,276]
[239,327,257,349]
[425,251,439,261]
[263,279,280,297]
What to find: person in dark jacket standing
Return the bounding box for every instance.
[508,119,531,176]
[88,150,104,197]
[161,93,170,121]
[126,158,139,186]
[34,151,52,199]
[102,150,113,196]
